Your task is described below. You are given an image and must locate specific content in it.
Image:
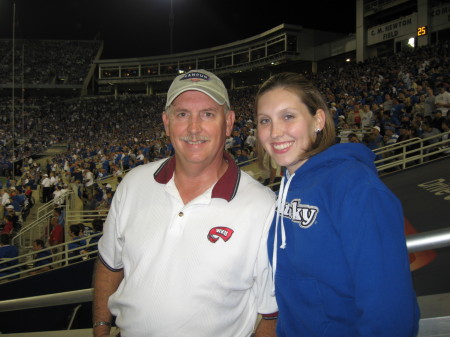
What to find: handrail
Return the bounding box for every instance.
[375,135,450,173]
[1,227,449,313]
[373,136,422,153]
[406,227,450,253]
[0,232,102,282]
[37,190,73,219]
[11,210,54,248]
[374,130,449,160]
[0,289,92,312]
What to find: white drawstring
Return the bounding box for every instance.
[271,172,295,294]
[279,173,294,249]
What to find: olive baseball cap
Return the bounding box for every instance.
[165,69,230,109]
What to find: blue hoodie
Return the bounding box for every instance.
[268,143,419,337]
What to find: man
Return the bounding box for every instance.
[383,93,393,114]
[93,69,277,337]
[422,121,442,160]
[384,126,399,145]
[135,150,145,166]
[83,167,95,196]
[67,224,86,264]
[28,239,53,275]
[41,173,52,203]
[244,130,257,149]
[1,188,10,216]
[360,104,374,128]
[9,188,25,213]
[53,184,65,206]
[49,208,64,252]
[81,218,104,259]
[422,121,441,145]
[439,118,450,155]
[5,205,20,234]
[435,84,450,117]
[347,133,361,143]
[424,86,436,117]
[0,233,19,279]
[370,126,385,149]
[431,109,446,132]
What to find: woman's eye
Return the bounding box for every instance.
[258,118,269,125]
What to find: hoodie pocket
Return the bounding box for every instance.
[276,271,330,337]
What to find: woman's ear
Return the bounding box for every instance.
[315,109,326,131]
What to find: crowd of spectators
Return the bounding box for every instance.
[1,41,449,179]
[0,41,448,188]
[0,39,101,85]
[0,39,449,280]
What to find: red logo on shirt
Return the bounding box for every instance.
[207,227,234,243]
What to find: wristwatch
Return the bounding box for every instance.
[93,321,112,328]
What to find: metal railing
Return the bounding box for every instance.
[240,131,450,182]
[0,227,449,337]
[3,225,449,285]
[11,209,54,250]
[0,232,102,283]
[0,133,449,336]
[36,190,74,219]
[7,130,450,265]
[406,227,450,253]
[374,131,450,172]
[11,184,87,252]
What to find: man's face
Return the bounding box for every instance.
[163,90,235,168]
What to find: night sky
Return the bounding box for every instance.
[0,0,356,59]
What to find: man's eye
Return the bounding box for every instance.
[201,111,215,119]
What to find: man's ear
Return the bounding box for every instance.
[162,111,170,135]
[226,110,236,137]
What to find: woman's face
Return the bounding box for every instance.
[257,87,324,174]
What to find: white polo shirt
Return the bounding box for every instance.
[99,153,277,337]
[41,177,51,188]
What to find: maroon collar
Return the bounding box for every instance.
[154,152,240,202]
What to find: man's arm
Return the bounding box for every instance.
[92,258,124,337]
[253,317,277,337]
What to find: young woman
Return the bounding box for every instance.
[256,72,419,337]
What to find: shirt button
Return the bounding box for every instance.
[178,212,184,217]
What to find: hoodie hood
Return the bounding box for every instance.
[295,143,376,177]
